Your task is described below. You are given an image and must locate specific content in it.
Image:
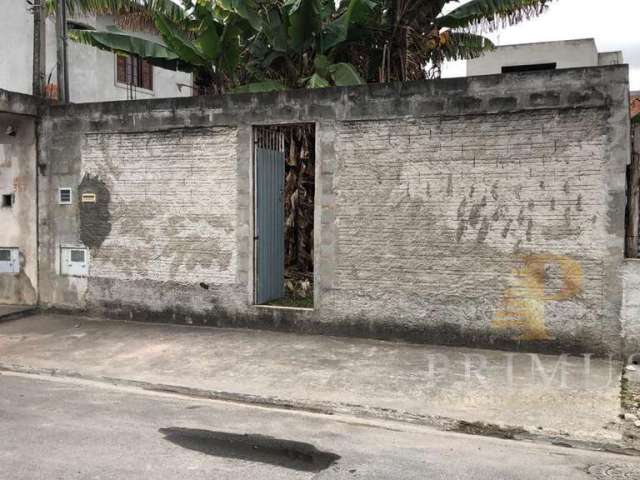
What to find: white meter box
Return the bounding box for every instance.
[0,248,20,273]
[60,246,89,276]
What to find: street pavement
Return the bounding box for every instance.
[1,371,639,480]
[0,314,624,445]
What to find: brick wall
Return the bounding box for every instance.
[329,109,611,350]
[37,66,631,355]
[81,128,238,284]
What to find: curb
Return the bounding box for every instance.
[0,307,38,324]
[1,361,638,457]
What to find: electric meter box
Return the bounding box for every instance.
[60,246,89,276]
[0,248,20,273]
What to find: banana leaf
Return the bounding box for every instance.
[329,62,363,86]
[154,13,209,66]
[438,31,495,60]
[321,0,374,52]
[69,28,192,71]
[307,73,330,88]
[232,80,287,93]
[436,0,551,29]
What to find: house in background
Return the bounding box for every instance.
[467,38,623,76]
[0,1,192,102]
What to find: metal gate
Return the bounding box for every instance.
[254,128,285,304]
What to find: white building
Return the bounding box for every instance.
[0,0,192,102]
[467,38,623,76]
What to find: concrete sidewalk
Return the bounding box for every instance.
[0,314,627,448]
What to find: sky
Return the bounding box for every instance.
[441,0,640,91]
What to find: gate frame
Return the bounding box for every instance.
[250,122,318,310]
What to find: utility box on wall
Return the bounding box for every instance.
[0,248,20,273]
[60,246,89,276]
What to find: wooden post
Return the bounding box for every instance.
[32,0,46,97]
[626,125,640,257]
[55,0,69,103]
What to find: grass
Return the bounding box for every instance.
[264,295,314,309]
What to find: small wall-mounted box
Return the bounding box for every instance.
[81,193,96,203]
[60,246,89,276]
[59,188,72,205]
[0,247,20,273]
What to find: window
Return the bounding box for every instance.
[116,54,153,91]
[0,250,10,261]
[502,63,557,73]
[59,188,72,205]
[2,194,13,208]
[70,249,85,263]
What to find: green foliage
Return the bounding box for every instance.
[438,31,495,61]
[153,13,210,66]
[321,0,374,52]
[69,28,188,71]
[47,0,187,27]
[287,0,322,52]
[436,0,552,29]
[328,63,363,86]
[232,80,287,92]
[65,0,553,91]
[216,0,263,30]
[307,73,331,88]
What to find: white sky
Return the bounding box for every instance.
[441,0,640,91]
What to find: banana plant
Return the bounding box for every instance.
[45,0,187,29]
[341,0,553,82]
[63,0,554,91]
[68,0,245,93]
[69,26,189,71]
[236,0,370,92]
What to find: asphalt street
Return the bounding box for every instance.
[1,372,639,479]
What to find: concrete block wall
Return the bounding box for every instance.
[37,65,631,356]
[0,92,40,305]
[79,127,241,315]
[621,260,640,358]
[329,109,616,352]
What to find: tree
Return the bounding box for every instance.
[62,0,555,91]
[338,0,553,82]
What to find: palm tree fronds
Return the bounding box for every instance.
[46,0,187,32]
[437,31,494,60]
[436,0,553,31]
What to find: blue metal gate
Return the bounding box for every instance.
[255,128,285,304]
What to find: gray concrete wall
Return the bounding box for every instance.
[620,260,640,357]
[0,0,35,96]
[467,39,618,76]
[598,51,624,66]
[0,92,40,305]
[37,65,631,356]
[0,1,192,102]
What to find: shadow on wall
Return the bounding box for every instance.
[78,174,111,249]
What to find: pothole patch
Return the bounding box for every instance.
[159,427,340,472]
[586,464,640,479]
